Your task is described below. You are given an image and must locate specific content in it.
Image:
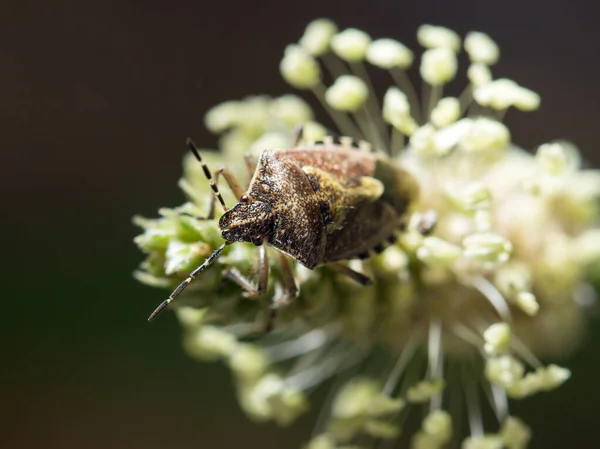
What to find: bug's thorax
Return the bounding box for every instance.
[218,197,275,246]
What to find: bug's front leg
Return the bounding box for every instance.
[221,244,269,297]
[266,253,299,332]
[181,165,246,221]
[328,262,373,285]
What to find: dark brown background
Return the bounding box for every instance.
[2,0,600,448]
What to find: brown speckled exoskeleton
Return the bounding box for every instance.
[148,127,432,328]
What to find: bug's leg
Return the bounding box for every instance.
[274,252,299,306]
[265,253,299,331]
[416,210,438,236]
[222,244,269,297]
[181,141,246,220]
[198,165,247,220]
[214,165,245,199]
[328,262,373,286]
[291,124,304,147]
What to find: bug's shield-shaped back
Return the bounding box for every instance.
[300,166,399,262]
[301,165,383,231]
[248,151,325,269]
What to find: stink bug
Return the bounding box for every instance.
[148,127,432,327]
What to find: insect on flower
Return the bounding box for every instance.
[135,19,600,448]
[148,126,434,328]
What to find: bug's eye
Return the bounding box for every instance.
[240,194,249,203]
[251,236,263,246]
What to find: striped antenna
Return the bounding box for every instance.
[186,138,228,212]
[148,242,229,322]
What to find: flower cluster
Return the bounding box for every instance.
[134,20,600,449]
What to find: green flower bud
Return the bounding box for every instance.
[325,75,369,112]
[465,31,499,65]
[299,19,338,56]
[331,28,371,62]
[280,45,321,89]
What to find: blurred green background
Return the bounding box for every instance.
[3,0,600,447]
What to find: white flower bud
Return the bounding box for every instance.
[422,410,452,443]
[432,118,472,155]
[133,227,175,252]
[383,87,418,135]
[366,38,414,69]
[430,97,460,127]
[249,132,290,154]
[564,170,600,202]
[206,96,271,136]
[412,432,443,449]
[373,245,409,279]
[507,371,541,398]
[500,417,531,449]
[243,373,283,419]
[474,79,540,111]
[280,45,321,89]
[465,31,499,65]
[463,232,513,264]
[460,118,510,153]
[185,326,238,361]
[325,75,368,111]
[474,79,515,109]
[164,239,203,275]
[365,420,400,439]
[176,307,206,328]
[204,101,241,133]
[483,322,511,355]
[468,62,492,87]
[368,394,405,416]
[515,291,539,316]
[494,263,532,296]
[474,208,492,232]
[269,94,313,127]
[332,377,379,419]
[383,86,409,117]
[417,236,462,267]
[508,365,570,398]
[462,435,504,449]
[240,373,308,425]
[407,379,445,403]
[238,96,273,130]
[574,229,600,266]
[228,344,269,381]
[535,142,578,176]
[302,121,328,142]
[541,364,571,390]
[513,86,541,111]
[220,241,255,270]
[268,386,308,426]
[417,24,461,51]
[305,435,336,449]
[327,417,363,442]
[485,355,524,388]
[446,181,492,212]
[331,28,371,62]
[299,18,338,56]
[420,48,458,85]
[410,124,437,155]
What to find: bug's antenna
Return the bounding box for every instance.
[148,242,229,322]
[186,138,229,212]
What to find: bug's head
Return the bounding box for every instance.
[218,196,274,246]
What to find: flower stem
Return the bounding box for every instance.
[313,82,363,139]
